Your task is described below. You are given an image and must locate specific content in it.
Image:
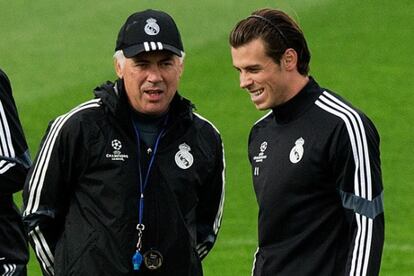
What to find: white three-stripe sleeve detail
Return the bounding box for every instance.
[0,100,16,173]
[25,115,64,214]
[321,92,372,199]
[193,113,225,235]
[25,100,100,215]
[315,99,365,275]
[3,264,17,276]
[319,95,366,196]
[315,99,360,193]
[315,91,374,276]
[30,226,55,275]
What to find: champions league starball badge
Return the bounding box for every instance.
[175,143,194,169]
[143,249,163,270]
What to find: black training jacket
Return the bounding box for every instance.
[23,80,225,276]
[0,69,31,270]
[249,77,384,276]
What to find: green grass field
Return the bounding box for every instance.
[1,0,413,275]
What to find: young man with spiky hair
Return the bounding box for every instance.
[230,8,383,276]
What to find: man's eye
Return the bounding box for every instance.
[135,63,148,67]
[249,68,261,73]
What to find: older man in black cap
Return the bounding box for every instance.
[23,9,225,276]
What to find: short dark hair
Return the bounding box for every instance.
[229,8,311,75]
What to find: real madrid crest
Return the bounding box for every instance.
[289,137,305,164]
[144,18,160,35]
[175,143,194,169]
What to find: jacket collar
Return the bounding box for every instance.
[271,76,322,125]
[93,79,195,133]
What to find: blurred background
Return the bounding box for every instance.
[1,0,413,274]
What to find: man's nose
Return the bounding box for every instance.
[147,66,163,83]
[240,72,253,89]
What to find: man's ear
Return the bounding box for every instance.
[282,48,298,71]
[179,62,184,77]
[114,59,123,79]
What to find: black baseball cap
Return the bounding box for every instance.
[115,9,184,58]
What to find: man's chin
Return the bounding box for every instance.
[253,102,268,111]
